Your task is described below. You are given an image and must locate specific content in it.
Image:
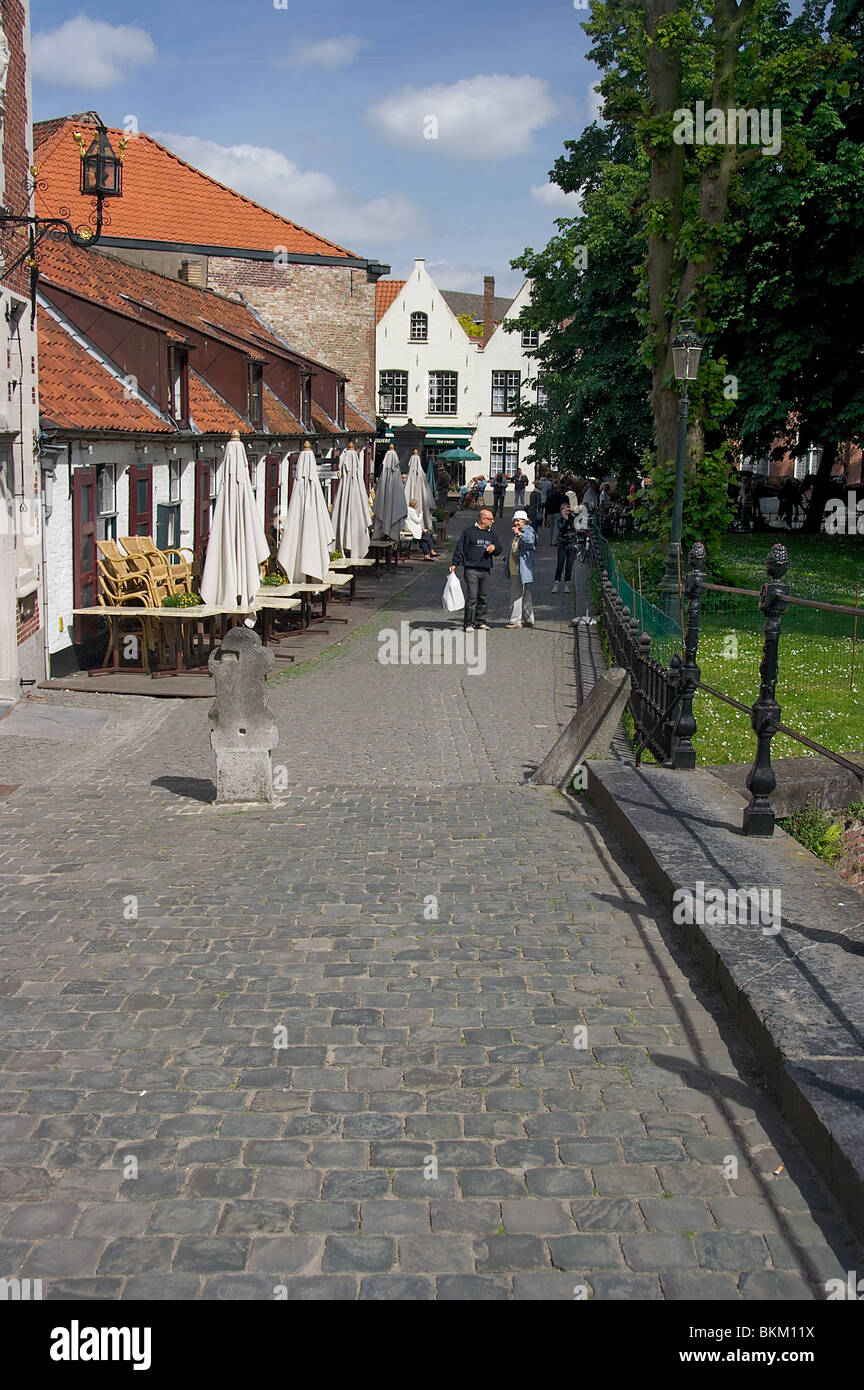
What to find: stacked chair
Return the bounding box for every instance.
[95,537,198,672]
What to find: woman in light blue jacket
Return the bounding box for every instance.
[506,510,537,628]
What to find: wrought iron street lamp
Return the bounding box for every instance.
[78,126,124,203]
[0,124,126,315]
[659,319,703,623]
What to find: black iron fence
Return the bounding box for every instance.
[592,535,864,836]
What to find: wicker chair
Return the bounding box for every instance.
[120,535,195,595]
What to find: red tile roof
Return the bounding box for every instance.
[263,386,303,438]
[311,401,339,434]
[37,307,173,433]
[37,240,291,357]
[376,280,405,322]
[345,401,375,434]
[36,238,374,440]
[33,118,357,260]
[188,371,251,435]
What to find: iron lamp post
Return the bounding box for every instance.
[0,124,126,314]
[659,320,702,622]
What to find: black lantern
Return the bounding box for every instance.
[80,127,123,199]
[671,319,703,382]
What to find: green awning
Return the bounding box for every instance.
[385,427,472,444]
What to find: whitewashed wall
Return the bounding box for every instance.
[376,261,540,491]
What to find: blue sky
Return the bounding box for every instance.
[29,1,599,296]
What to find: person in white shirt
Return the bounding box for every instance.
[405,498,437,560]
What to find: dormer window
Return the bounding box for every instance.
[301,373,313,429]
[247,363,263,425]
[337,381,345,428]
[410,311,428,342]
[169,347,188,424]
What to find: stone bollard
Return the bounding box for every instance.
[208,627,278,804]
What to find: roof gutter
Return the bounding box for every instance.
[97,236,391,279]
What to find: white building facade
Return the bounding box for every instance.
[376,260,540,492]
[0,0,43,707]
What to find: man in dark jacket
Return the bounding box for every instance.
[450,508,503,630]
[491,472,508,519]
[544,483,568,544]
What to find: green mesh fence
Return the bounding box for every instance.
[591,529,682,667]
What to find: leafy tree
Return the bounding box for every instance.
[507,131,652,479]
[717,0,864,530]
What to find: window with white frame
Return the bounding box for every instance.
[537,373,549,409]
[491,370,520,414]
[428,370,457,415]
[96,463,117,541]
[490,438,518,476]
[168,459,182,503]
[521,328,539,350]
[410,311,428,342]
[379,370,408,415]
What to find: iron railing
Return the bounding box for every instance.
[591,534,864,836]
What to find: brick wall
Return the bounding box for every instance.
[16,590,38,645]
[206,258,376,421]
[837,820,864,894]
[2,0,32,301]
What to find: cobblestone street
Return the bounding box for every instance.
[0,514,861,1300]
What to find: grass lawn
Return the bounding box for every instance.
[606,530,864,765]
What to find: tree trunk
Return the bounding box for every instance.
[642,0,686,471]
[802,438,838,533]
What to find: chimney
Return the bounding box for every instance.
[178,258,206,288]
[482,276,495,346]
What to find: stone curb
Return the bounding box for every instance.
[586,760,864,1244]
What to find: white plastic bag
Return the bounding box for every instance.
[443,571,464,611]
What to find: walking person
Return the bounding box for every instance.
[544,480,568,544]
[506,510,536,629]
[491,472,507,519]
[435,464,452,514]
[551,504,579,592]
[572,497,590,562]
[514,469,529,510]
[450,507,502,631]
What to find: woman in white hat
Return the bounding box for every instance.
[506,510,537,628]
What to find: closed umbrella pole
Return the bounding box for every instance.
[277,441,336,583]
[332,440,371,559]
[404,448,434,532]
[200,432,270,610]
[372,445,408,541]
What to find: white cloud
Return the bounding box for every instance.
[280,36,369,71]
[531,181,583,213]
[32,15,155,91]
[152,132,426,250]
[367,74,559,161]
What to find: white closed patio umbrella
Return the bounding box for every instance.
[404,448,434,531]
[372,445,408,540]
[200,431,270,610]
[332,440,371,558]
[277,441,336,583]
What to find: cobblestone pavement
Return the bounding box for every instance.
[0,511,860,1299]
